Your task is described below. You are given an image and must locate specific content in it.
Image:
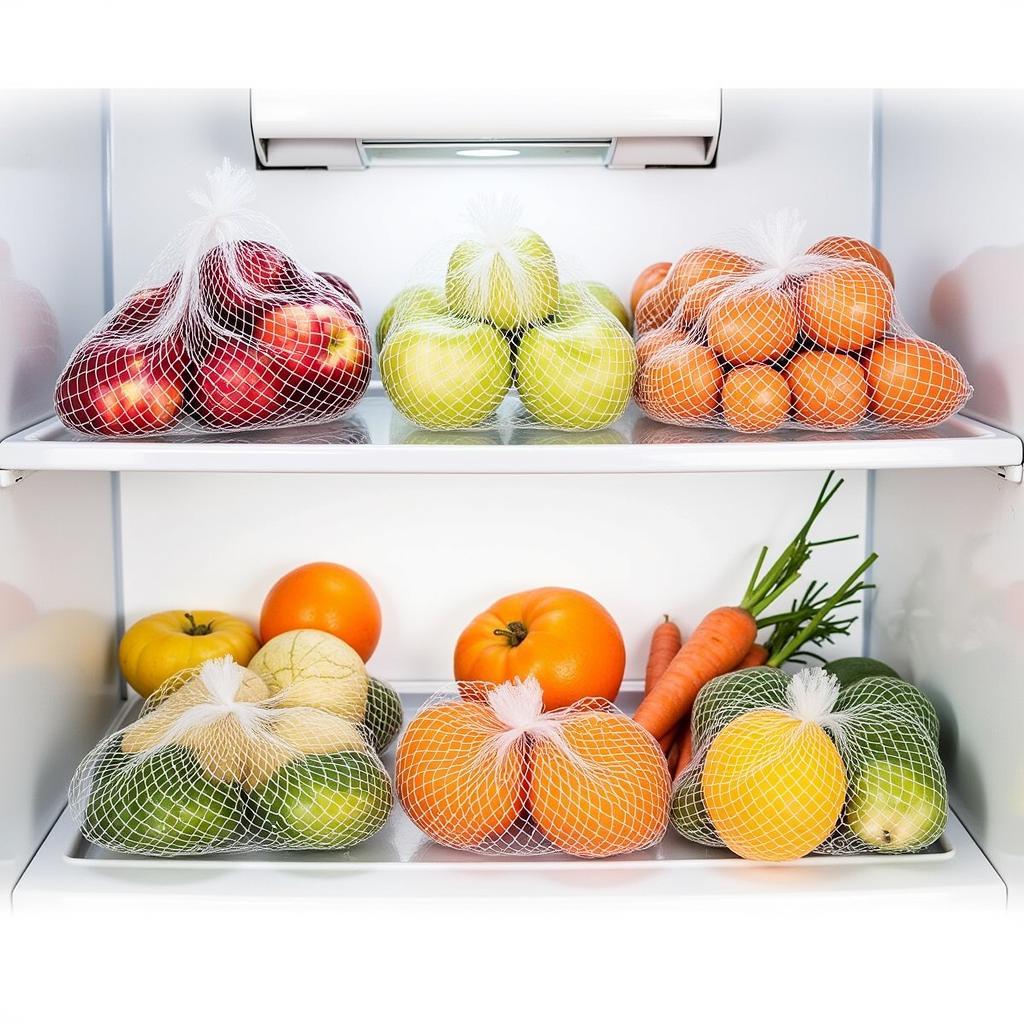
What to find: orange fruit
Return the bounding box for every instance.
[636,344,723,423]
[680,275,744,327]
[260,562,381,661]
[707,288,798,365]
[722,365,791,432]
[635,326,688,368]
[396,700,526,848]
[797,266,893,352]
[528,711,669,857]
[786,350,869,428]
[454,587,625,710]
[702,708,846,861]
[630,262,672,315]
[866,337,970,426]
[807,235,894,285]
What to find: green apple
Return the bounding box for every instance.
[834,675,940,744]
[825,656,899,687]
[845,758,947,852]
[515,314,637,429]
[376,286,448,351]
[559,280,631,330]
[445,228,559,331]
[380,316,513,429]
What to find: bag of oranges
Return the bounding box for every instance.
[670,666,947,861]
[634,210,972,433]
[54,159,371,437]
[396,676,670,857]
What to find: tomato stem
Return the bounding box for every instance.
[183,612,214,636]
[493,621,528,647]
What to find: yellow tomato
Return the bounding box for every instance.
[118,610,260,698]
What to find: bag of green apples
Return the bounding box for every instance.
[69,651,393,856]
[378,199,637,431]
[54,159,371,437]
[670,666,947,861]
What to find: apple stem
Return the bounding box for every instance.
[493,621,528,647]
[183,612,214,637]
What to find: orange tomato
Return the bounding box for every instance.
[797,266,893,352]
[636,344,723,422]
[807,235,894,285]
[396,701,525,847]
[260,562,381,662]
[866,337,970,425]
[453,587,625,710]
[635,326,688,368]
[786,350,869,428]
[707,288,798,365]
[722,365,791,432]
[528,711,669,857]
[630,262,672,314]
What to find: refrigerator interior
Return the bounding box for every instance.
[1,88,1021,910]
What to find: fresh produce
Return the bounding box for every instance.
[559,281,630,330]
[247,751,393,849]
[453,586,625,710]
[635,326,688,368]
[701,673,847,861]
[397,699,526,847]
[445,225,559,331]
[786,350,869,428]
[797,265,894,352]
[835,675,940,744]
[865,338,971,426]
[807,235,894,285]
[528,709,669,857]
[645,616,682,694]
[380,317,513,429]
[55,338,185,435]
[630,262,671,315]
[845,758,946,852]
[190,341,289,428]
[365,677,404,752]
[636,343,723,422]
[826,656,898,686]
[199,239,301,328]
[707,288,798,365]
[260,561,382,661]
[317,271,361,309]
[375,285,448,350]
[515,312,637,429]
[721,365,791,433]
[248,628,369,720]
[118,610,260,699]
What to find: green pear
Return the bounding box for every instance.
[559,281,631,330]
[515,313,637,429]
[380,316,512,429]
[846,758,947,852]
[376,286,448,351]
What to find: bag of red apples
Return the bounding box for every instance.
[54,160,371,436]
[632,210,972,433]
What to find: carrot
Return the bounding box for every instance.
[666,730,682,776]
[674,722,694,780]
[658,731,674,755]
[645,615,682,694]
[736,643,770,668]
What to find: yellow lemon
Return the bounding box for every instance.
[702,708,846,861]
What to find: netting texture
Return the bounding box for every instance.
[633,212,971,433]
[671,667,947,861]
[378,199,637,431]
[395,676,670,858]
[54,160,371,436]
[69,656,393,855]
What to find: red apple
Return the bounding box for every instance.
[55,337,185,435]
[253,301,371,414]
[199,241,301,331]
[190,341,288,429]
[316,271,361,309]
[106,275,180,334]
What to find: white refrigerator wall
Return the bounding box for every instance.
[0,92,119,899]
[872,90,1024,901]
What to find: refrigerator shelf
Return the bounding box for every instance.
[2,386,1022,478]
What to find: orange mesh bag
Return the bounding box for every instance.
[670,666,947,861]
[54,160,371,436]
[396,676,670,858]
[634,211,972,433]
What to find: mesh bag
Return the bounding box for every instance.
[634,211,972,433]
[378,199,637,431]
[396,676,669,858]
[69,656,393,856]
[671,666,947,861]
[54,160,371,436]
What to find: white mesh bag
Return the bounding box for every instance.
[69,656,392,856]
[54,160,371,436]
[634,211,972,433]
[395,676,669,858]
[378,199,637,431]
[670,666,947,861]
